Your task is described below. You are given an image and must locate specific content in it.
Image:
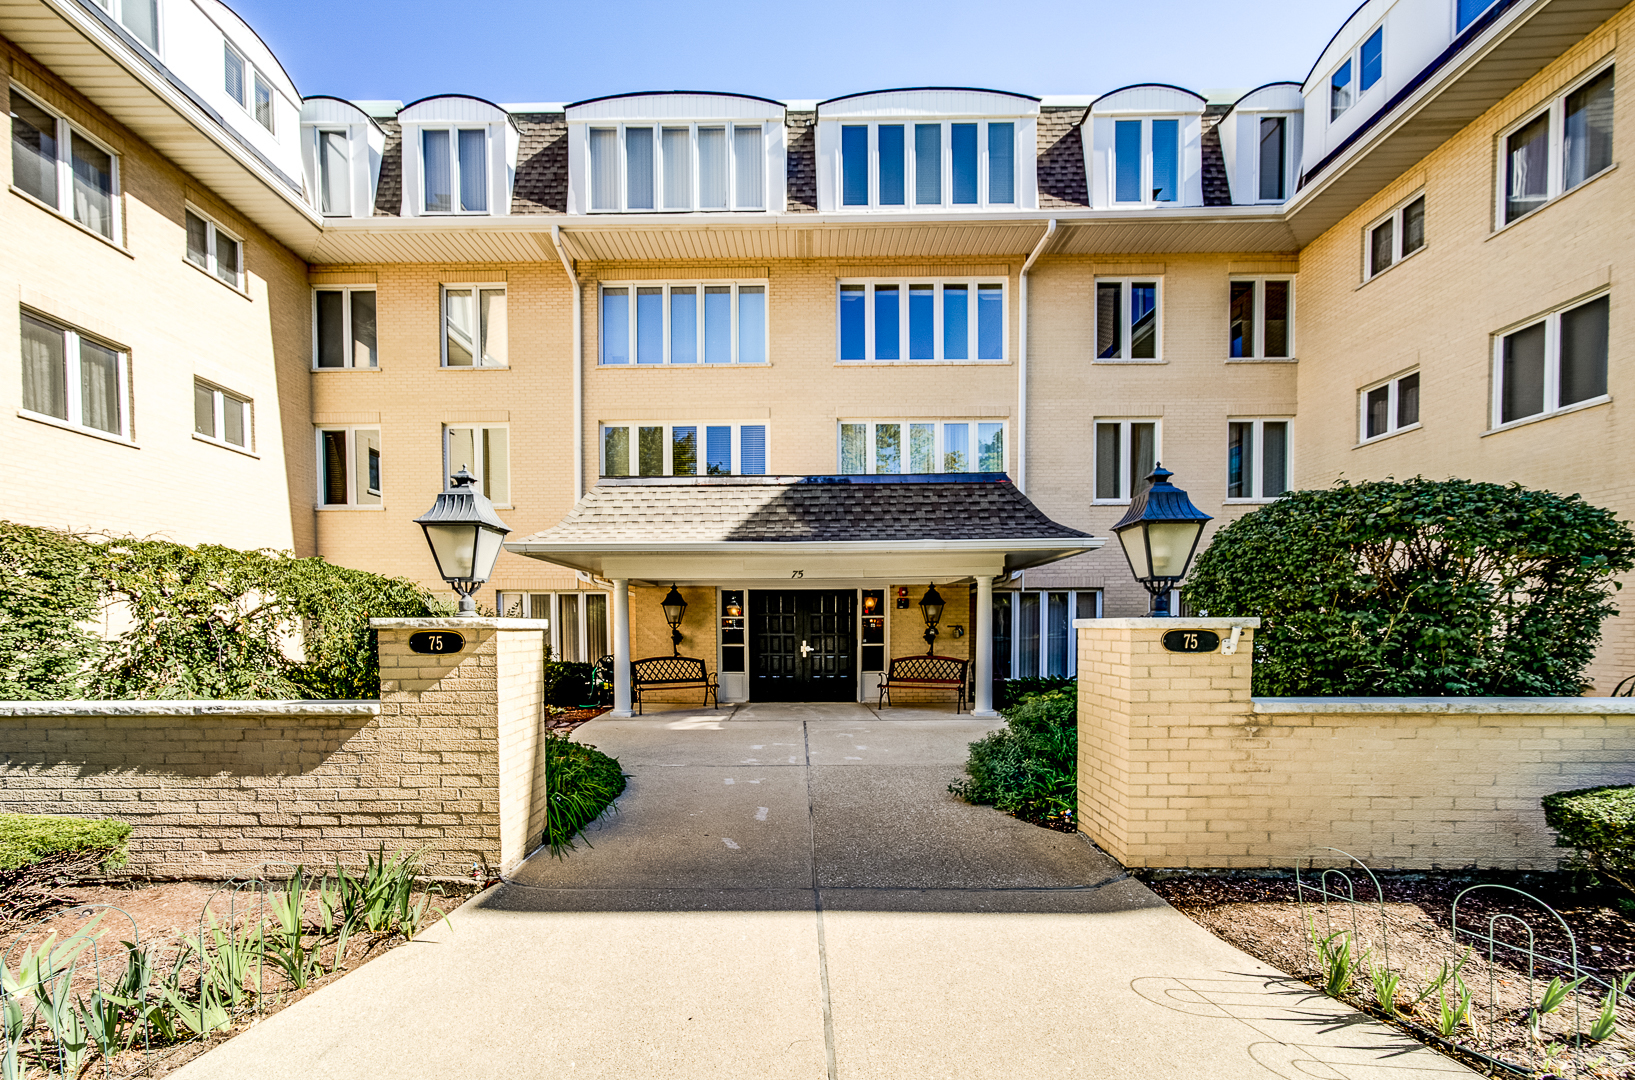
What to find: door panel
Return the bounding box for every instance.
[750,590,857,702]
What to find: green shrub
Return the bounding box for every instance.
[1182,478,1635,696]
[0,813,130,872]
[996,676,1076,710]
[1542,784,1635,896]
[949,689,1076,827]
[0,521,102,699]
[543,661,596,707]
[542,735,627,856]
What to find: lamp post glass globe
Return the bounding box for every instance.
[414,467,512,615]
[661,584,688,655]
[1109,465,1212,617]
[919,584,946,654]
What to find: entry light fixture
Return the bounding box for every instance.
[415,467,512,615]
[661,584,688,655]
[919,584,946,654]
[1110,465,1212,617]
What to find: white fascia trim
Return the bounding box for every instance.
[505,538,1105,557]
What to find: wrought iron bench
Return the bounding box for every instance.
[629,655,718,715]
[878,655,969,713]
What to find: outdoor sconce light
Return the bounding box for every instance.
[919,584,946,654]
[661,584,688,655]
[415,467,512,616]
[1110,465,1212,618]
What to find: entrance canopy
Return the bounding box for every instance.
[504,473,1103,585]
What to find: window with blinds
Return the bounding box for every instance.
[588,122,768,212]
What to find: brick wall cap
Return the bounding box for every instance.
[1253,697,1635,715]
[371,618,550,630]
[1075,618,1260,630]
[0,701,382,719]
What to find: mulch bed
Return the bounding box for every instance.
[544,705,610,736]
[1148,871,1635,1077]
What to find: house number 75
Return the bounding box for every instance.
[790,570,804,579]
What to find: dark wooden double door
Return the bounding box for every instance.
[750,590,857,701]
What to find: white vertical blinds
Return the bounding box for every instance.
[457,130,487,212]
[319,131,350,216]
[586,121,767,211]
[422,130,451,213]
[589,128,618,210]
[625,127,654,209]
[733,125,763,209]
[662,127,692,210]
[698,127,727,209]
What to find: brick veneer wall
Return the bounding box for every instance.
[1076,618,1635,870]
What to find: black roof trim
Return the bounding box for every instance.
[818,86,1042,108]
[1304,0,1380,87]
[566,90,787,110]
[398,93,522,130]
[216,0,302,98]
[299,95,386,134]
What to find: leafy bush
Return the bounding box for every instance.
[0,521,102,699]
[543,661,596,707]
[543,735,627,856]
[1542,784,1635,896]
[0,813,130,927]
[1182,479,1635,696]
[996,676,1075,710]
[949,689,1076,827]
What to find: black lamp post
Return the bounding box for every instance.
[1110,465,1212,617]
[661,584,688,655]
[919,584,946,654]
[414,467,511,615]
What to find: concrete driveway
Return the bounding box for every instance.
[174,702,1471,1080]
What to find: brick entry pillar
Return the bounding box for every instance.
[1075,617,1258,868]
[372,617,549,875]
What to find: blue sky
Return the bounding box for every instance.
[232,0,1360,105]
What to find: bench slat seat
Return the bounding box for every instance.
[878,655,969,713]
[630,656,717,715]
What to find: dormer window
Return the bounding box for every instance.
[93,0,159,54]
[422,128,487,213]
[316,130,350,216]
[1330,26,1383,122]
[396,96,518,218]
[836,120,1015,209]
[1114,119,1179,204]
[588,122,768,212]
[1086,86,1203,209]
[1218,84,1302,205]
[1258,118,1287,201]
[300,98,387,220]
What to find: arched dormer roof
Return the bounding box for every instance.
[398,95,519,131]
[566,91,785,121]
[300,96,385,133]
[1225,82,1305,116]
[1085,84,1206,120]
[817,87,1039,118]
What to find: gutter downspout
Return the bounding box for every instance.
[1017,218,1056,495]
[551,224,584,501]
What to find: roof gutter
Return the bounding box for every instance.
[550,224,583,502]
[1017,218,1056,495]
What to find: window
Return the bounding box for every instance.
[222,42,274,133]
[316,428,380,506]
[588,122,767,212]
[598,281,766,365]
[253,74,274,133]
[1095,279,1160,360]
[601,422,768,477]
[837,119,1016,209]
[837,279,1004,362]
[1226,420,1290,501]
[184,207,242,289]
[9,88,121,242]
[1228,278,1292,359]
[19,311,128,439]
[1366,194,1426,279]
[991,591,1100,681]
[313,288,376,369]
[1112,118,1180,204]
[223,44,245,106]
[315,129,350,216]
[422,128,488,214]
[838,420,1004,475]
[1092,420,1158,502]
[1458,0,1499,33]
[193,380,251,451]
[1501,65,1614,225]
[444,425,509,505]
[1493,293,1610,427]
[496,592,609,663]
[1360,371,1420,442]
[93,0,159,54]
[1257,117,1288,201]
[442,286,506,367]
[1330,27,1384,123]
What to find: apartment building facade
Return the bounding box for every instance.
[2,0,1629,711]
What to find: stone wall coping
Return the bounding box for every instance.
[1253,697,1635,715]
[0,700,382,719]
[370,617,551,630]
[1074,617,1262,630]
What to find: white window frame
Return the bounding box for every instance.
[1328,23,1386,125]
[419,127,489,215]
[1108,117,1186,207]
[192,379,254,453]
[1227,277,1295,360]
[1225,418,1292,503]
[992,589,1102,681]
[599,421,770,477]
[1091,418,1162,504]
[588,121,770,213]
[836,419,1007,475]
[597,280,769,365]
[1489,292,1612,431]
[835,279,1008,364]
[311,127,353,217]
[314,426,381,507]
[223,41,247,108]
[184,205,244,291]
[1495,61,1616,229]
[1249,114,1296,203]
[18,309,131,443]
[1093,277,1163,362]
[442,423,510,507]
[1358,370,1421,444]
[1363,192,1427,281]
[311,287,377,369]
[8,86,124,245]
[93,0,161,56]
[496,591,611,663]
[836,118,1017,211]
[440,284,507,368]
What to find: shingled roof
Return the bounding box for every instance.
[511,113,568,214]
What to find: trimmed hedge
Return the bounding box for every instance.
[0,813,130,872]
[996,677,1075,710]
[1542,784,1635,895]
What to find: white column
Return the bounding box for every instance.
[974,573,996,716]
[612,579,632,717]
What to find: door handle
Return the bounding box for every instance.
[800,640,814,657]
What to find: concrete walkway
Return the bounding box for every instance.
[174,702,1471,1080]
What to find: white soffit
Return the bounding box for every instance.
[566,92,785,122]
[818,88,1040,118]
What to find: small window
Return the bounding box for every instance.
[838,420,1004,475]
[183,207,243,289]
[1092,420,1159,502]
[316,427,381,505]
[1359,29,1384,93]
[1330,24,1385,125]
[94,0,159,54]
[1494,294,1610,427]
[444,425,510,505]
[20,311,129,439]
[835,119,1016,210]
[1226,420,1290,501]
[9,88,121,242]
[316,130,351,216]
[223,44,246,106]
[1501,65,1614,226]
[193,380,252,450]
[1365,194,1426,279]
[601,422,767,476]
[1457,0,1498,33]
[1360,371,1420,442]
[1257,117,1287,201]
[496,591,610,663]
[422,128,488,214]
[1331,60,1354,121]
[598,281,767,365]
[313,288,377,368]
[837,280,1003,363]
[443,286,506,367]
[1095,279,1160,361]
[1112,118,1181,205]
[1228,278,1293,359]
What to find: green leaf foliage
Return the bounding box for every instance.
[0,521,102,698]
[543,735,627,857]
[996,676,1076,710]
[1181,479,1635,696]
[1542,784,1635,896]
[949,689,1076,827]
[0,813,130,872]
